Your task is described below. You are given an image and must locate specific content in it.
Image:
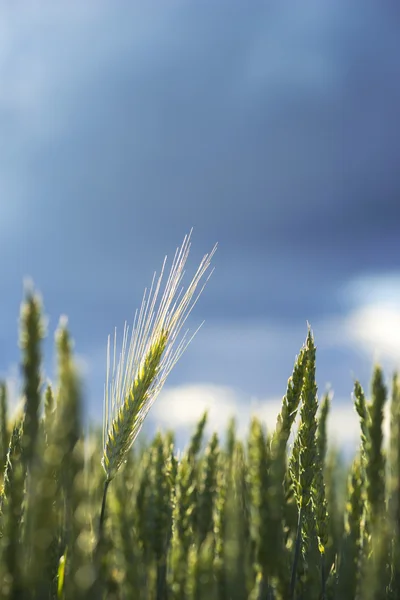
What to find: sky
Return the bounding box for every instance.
[1,1,400,455]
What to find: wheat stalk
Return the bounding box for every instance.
[102,231,216,482]
[97,232,216,554]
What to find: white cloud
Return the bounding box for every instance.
[337,273,400,364]
[151,383,366,453]
[152,384,255,439]
[344,302,400,363]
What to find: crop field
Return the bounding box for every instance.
[0,238,398,600]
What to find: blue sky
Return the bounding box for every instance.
[1,1,400,452]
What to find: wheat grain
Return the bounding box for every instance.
[102,232,216,482]
[366,365,387,525]
[19,291,45,470]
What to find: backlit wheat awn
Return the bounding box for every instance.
[101,232,216,487]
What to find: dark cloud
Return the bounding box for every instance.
[1,1,399,418]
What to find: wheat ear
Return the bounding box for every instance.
[98,232,215,552]
[102,231,216,482]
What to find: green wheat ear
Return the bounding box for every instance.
[102,231,216,483]
[102,331,168,481]
[19,289,45,471]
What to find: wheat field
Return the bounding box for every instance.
[0,237,398,600]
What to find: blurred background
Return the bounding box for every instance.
[1,1,400,454]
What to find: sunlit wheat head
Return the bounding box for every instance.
[102,231,217,481]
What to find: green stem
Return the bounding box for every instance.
[321,553,326,600]
[290,506,303,600]
[91,478,111,598]
[99,478,110,542]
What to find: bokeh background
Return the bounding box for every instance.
[1,1,400,454]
